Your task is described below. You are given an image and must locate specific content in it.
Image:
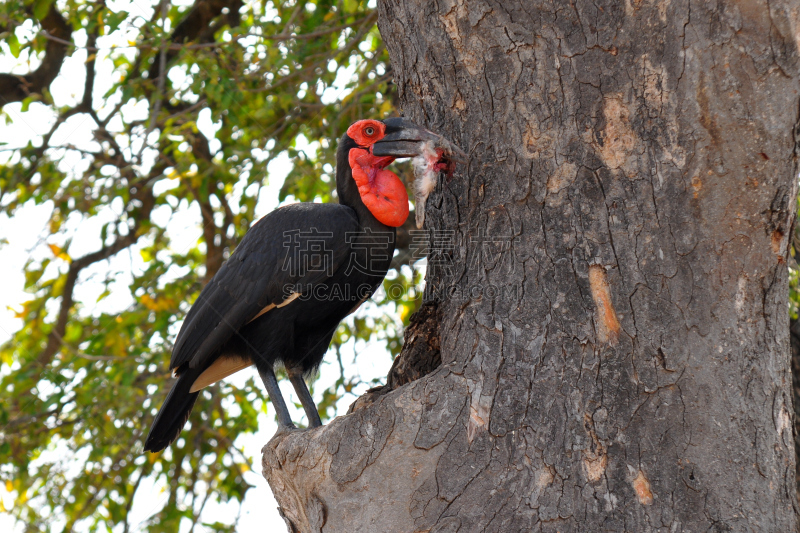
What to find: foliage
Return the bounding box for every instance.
[791,195,800,320]
[0,1,421,530]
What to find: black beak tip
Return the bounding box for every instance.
[373,117,467,165]
[371,140,422,158]
[448,145,468,164]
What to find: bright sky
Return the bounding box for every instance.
[0,1,395,531]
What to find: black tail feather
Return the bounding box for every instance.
[144,368,202,452]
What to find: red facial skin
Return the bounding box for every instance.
[346,120,409,227]
[348,148,409,227]
[347,119,386,147]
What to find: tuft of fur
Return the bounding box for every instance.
[412,141,441,229]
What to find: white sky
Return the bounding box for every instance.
[0,1,396,531]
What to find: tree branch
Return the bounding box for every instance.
[36,13,377,52]
[145,0,234,82]
[80,18,100,111]
[0,4,72,109]
[36,185,157,368]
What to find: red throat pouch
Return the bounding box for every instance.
[348,148,409,227]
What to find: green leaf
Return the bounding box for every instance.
[20,96,36,112]
[33,0,54,21]
[105,10,129,34]
[0,2,398,530]
[7,33,20,58]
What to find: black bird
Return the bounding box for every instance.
[144,118,465,452]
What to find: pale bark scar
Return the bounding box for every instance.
[467,395,491,444]
[438,3,482,76]
[523,119,556,160]
[546,162,577,194]
[453,90,466,111]
[597,96,638,171]
[466,372,492,444]
[583,413,608,482]
[771,229,786,263]
[584,452,608,482]
[735,274,747,315]
[588,265,620,345]
[537,467,554,488]
[632,470,654,505]
[691,176,702,198]
[777,402,791,436]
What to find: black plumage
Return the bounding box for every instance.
[144,130,382,451]
[144,118,462,452]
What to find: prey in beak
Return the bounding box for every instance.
[372,118,467,229]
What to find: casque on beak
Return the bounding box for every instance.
[372,117,467,163]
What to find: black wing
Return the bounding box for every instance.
[169,203,359,372]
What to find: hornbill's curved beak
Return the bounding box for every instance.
[372,117,467,163]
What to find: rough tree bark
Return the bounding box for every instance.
[263,1,800,531]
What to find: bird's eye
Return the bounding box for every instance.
[364,127,375,136]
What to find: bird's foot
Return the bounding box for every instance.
[273,422,298,438]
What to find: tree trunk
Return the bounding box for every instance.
[262,1,800,531]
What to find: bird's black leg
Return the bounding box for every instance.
[257,365,295,429]
[286,367,322,428]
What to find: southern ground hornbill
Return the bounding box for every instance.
[144,118,465,452]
